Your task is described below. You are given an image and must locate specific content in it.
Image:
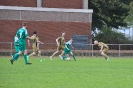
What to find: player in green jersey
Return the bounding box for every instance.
[61,38,76,61]
[50,32,65,60]
[94,40,110,61]
[27,31,44,62]
[10,22,32,65]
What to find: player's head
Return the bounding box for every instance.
[22,22,27,28]
[62,32,65,37]
[94,40,98,45]
[33,31,37,34]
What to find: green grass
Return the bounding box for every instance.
[0,56,133,88]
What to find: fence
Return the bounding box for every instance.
[0,42,133,57]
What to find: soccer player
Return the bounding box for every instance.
[50,32,65,60]
[27,31,44,62]
[10,22,32,65]
[94,40,110,61]
[62,38,76,61]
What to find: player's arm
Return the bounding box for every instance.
[56,37,60,45]
[36,37,43,44]
[14,36,19,46]
[71,45,74,49]
[100,45,103,52]
[37,40,44,44]
[27,36,34,46]
[26,36,31,39]
[63,39,66,45]
[27,39,31,46]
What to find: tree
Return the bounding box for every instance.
[93,27,133,44]
[125,1,133,26]
[88,0,132,30]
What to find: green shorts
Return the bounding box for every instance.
[14,45,19,53]
[64,48,72,54]
[18,42,27,52]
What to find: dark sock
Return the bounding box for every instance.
[11,53,20,61]
[72,54,76,61]
[63,55,67,60]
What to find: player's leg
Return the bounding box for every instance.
[24,49,32,64]
[104,48,110,61]
[62,54,68,60]
[50,46,60,60]
[10,51,22,64]
[50,50,59,58]
[70,51,76,61]
[59,50,64,60]
[27,46,37,60]
[59,46,65,59]
[10,44,23,64]
[59,45,64,56]
[12,45,19,58]
[62,48,69,60]
[28,52,36,57]
[101,48,110,61]
[27,52,36,61]
[38,50,43,62]
[22,44,32,64]
[59,51,64,59]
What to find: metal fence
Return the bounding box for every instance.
[0,42,133,57]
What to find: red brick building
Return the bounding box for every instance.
[0,0,93,50]
[0,0,83,8]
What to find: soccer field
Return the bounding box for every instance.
[0,57,133,88]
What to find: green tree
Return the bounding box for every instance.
[125,1,133,26]
[94,27,133,44]
[88,0,132,30]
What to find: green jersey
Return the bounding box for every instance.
[64,40,72,54]
[14,36,19,45]
[16,27,28,43]
[65,41,72,50]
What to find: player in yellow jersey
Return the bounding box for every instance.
[50,32,65,60]
[27,31,44,62]
[94,40,110,61]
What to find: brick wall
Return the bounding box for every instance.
[0,0,82,9]
[0,20,91,42]
[42,0,82,9]
[0,6,92,50]
[0,0,37,7]
[0,20,91,49]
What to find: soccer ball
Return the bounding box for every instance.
[66,57,70,61]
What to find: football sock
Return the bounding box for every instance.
[24,54,28,64]
[12,53,20,61]
[38,53,41,57]
[72,54,76,61]
[63,55,67,60]
[103,54,108,59]
[38,53,42,60]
